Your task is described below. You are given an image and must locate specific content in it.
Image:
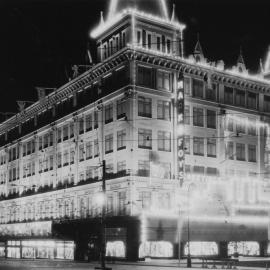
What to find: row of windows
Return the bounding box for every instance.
[225,116,257,135]
[226,142,257,162]
[137,30,172,54]
[184,106,217,129]
[138,96,171,120]
[186,77,270,113]
[138,66,172,92]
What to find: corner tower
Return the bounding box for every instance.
[91,0,186,62]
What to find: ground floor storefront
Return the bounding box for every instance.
[0,215,269,261]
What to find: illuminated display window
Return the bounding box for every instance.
[184,242,218,256]
[228,241,259,256]
[106,241,126,258]
[139,241,173,258]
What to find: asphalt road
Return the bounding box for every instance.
[1,258,270,270]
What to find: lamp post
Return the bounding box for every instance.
[95,160,111,270]
[187,184,192,268]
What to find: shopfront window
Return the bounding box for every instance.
[184,242,218,256]
[228,241,259,256]
[139,241,173,258]
[106,241,126,258]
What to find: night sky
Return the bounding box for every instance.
[0,0,270,115]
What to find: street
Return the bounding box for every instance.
[1,258,270,270]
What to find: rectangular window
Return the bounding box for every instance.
[226,117,234,132]
[117,130,126,150]
[226,142,234,160]
[247,92,257,110]
[137,31,141,45]
[105,134,113,154]
[248,145,257,162]
[139,191,151,209]
[138,96,152,118]
[57,153,62,168]
[49,155,53,170]
[157,36,161,51]
[63,151,69,166]
[27,141,31,155]
[138,160,150,177]
[86,166,92,180]
[236,143,246,161]
[264,95,270,112]
[193,107,204,127]
[248,119,256,136]
[184,77,191,96]
[79,144,84,161]
[138,129,152,149]
[193,137,204,156]
[70,123,74,138]
[157,70,170,91]
[138,66,152,88]
[147,34,152,49]
[106,163,114,175]
[236,117,246,134]
[206,84,217,101]
[184,105,190,125]
[94,112,99,129]
[70,149,75,164]
[207,110,216,129]
[105,104,113,124]
[86,142,92,160]
[235,89,246,107]
[23,143,27,156]
[224,86,234,105]
[158,131,171,152]
[184,136,190,154]
[32,140,35,153]
[117,161,126,173]
[57,128,62,143]
[79,117,84,134]
[94,139,99,157]
[85,114,92,132]
[117,99,126,119]
[192,79,204,98]
[193,166,204,175]
[166,39,171,54]
[157,100,170,121]
[207,138,217,157]
[63,125,69,141]
[206,167,218,176]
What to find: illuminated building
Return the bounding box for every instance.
[1,0,270,261]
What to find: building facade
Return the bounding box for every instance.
[1,0,270,261]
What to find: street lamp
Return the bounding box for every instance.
[95,160,111,270]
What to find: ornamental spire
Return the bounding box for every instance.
[108,0,169,21]
[237,47,245,66]
[171,4,176,22]
[194,34,204,61]
[264,45,270,79]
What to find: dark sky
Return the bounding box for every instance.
[0,0,270,115]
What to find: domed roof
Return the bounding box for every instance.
[107,0,169,21]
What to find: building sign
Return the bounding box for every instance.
[0,221,52,237]
[177,72,185,186]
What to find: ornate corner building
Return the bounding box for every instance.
[0,0,270,261]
